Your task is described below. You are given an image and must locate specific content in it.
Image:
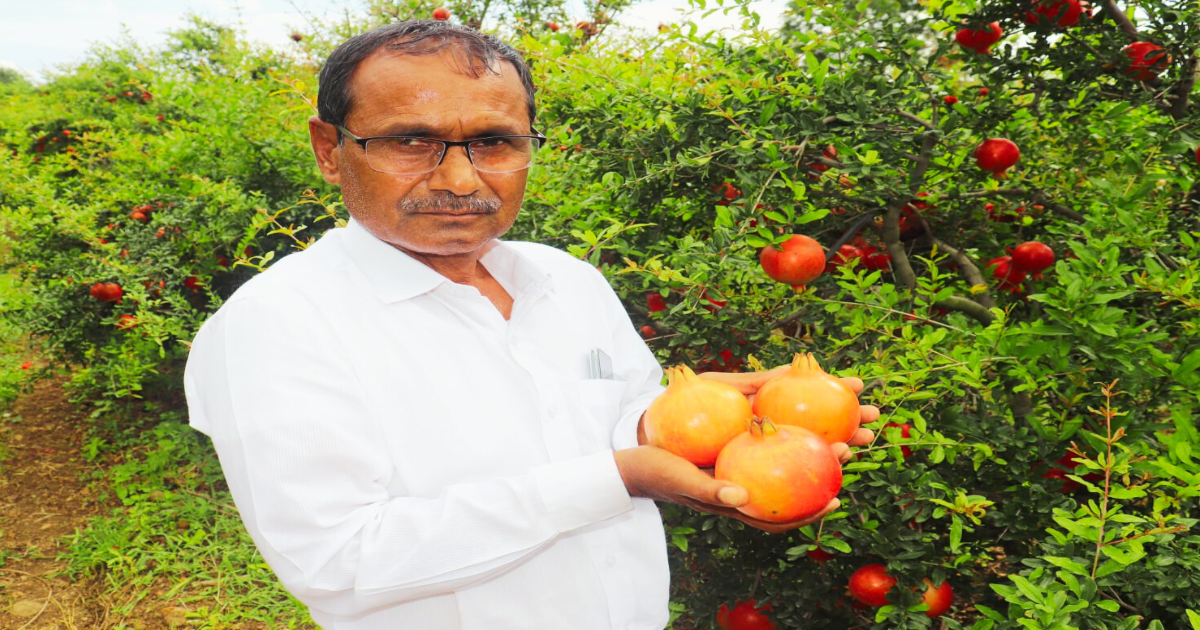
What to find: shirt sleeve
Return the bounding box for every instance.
[183,290,634,618]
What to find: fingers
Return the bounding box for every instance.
[859,404,881,425]
[847,427,875,447]
[841,376,865,394]
[830,442,851,463]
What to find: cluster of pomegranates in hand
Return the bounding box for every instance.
[643,353,859,523]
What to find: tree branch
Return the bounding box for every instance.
[932,238,997,310]
[1169,55,1198,120]
[1099,0,1139,40]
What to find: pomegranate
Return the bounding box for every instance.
[717,600,776,630]
[807,145,838,178]
[825,244,862,272]
[954,22,1003,54]
[987,203,1026,223]
[1023,0,1083,27]
[860,245,892,271]
[91,282,124,303]
[848,564,896,607]
[883,422,913,459]
[807,547,836,563]
[115,314,138,330]
[921,580,954,618]
[944,95,958,104]
[751,353,860,443]
[714,418,843,522]
[1122,42,1170,81]
[643,365,752,467]
[760,235,825,287]
[432,6,451,20]
[974,138,1020,173]
[1011,241,1055,273]
[647,293,667,312]
[987,256,1027,293]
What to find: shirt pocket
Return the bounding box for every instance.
[570,379,629,454]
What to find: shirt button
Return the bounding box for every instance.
[606,554,617,566]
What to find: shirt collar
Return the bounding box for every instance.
[340,217,552,304]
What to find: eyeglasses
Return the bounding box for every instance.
[335,125,546,175]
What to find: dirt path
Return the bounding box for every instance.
[0,375,118,629]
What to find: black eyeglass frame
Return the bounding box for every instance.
[333,124,548,175]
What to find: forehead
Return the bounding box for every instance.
[345,48,529,134]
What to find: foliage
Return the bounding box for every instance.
[1,0,1199,627]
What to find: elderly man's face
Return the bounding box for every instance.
[312,48,532,257]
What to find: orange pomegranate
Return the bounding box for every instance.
[751,353,860,443]
[715,418,842,522]
[643,366,752,467]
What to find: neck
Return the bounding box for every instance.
[394,244,490,286]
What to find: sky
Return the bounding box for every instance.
[0,0,791,80]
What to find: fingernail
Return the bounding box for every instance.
[718,486,748,506]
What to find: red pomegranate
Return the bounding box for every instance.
[1011,241,1055,273]
[760,235,825,287]
[1122,42,1170,81]
[954,22,1003,54]
[987,256,1027,293]
[1023,0,1083,27]
[974,138,1021,173]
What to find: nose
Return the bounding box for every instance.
[427,144,482,196]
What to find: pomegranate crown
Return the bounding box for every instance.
[790,352,830,374]
[748,416,779,437]
[667,364,700,386]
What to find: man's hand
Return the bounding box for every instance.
[614,429,873,534]
[624,366,879,533]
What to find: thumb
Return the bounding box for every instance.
[716,484,749,507]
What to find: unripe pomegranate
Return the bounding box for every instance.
[760,235,825,287]
[643,366,752,467]
[954,22,1003,54]
[1122,42,1170,81]
[974,138,1020,173]
[1011,241,1055,273]
[752,353,860,443]
[714,418,842,522]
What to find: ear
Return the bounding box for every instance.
[309,116,343,185]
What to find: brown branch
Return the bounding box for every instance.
[1099,0,1139,40]
[1169,55,1199,120]
[932,238,997,310]
[892,110,935,131]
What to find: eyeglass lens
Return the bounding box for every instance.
[364,137,541,175]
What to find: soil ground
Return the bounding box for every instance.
[0,376,137,630]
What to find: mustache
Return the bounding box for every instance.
[398,194,502,214]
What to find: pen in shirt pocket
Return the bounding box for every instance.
[586,348,614,380]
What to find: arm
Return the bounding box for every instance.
[183,293,634,617]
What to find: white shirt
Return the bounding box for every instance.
[183,219,670,630]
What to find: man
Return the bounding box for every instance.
[183,20,877,629]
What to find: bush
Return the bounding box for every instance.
[2,0,1199,627]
